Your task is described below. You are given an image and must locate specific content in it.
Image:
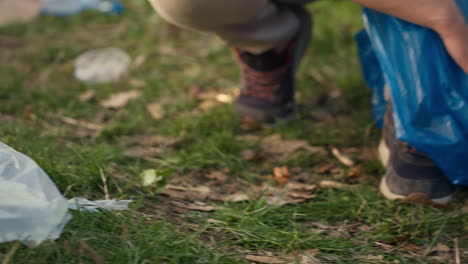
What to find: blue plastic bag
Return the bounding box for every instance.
[356,6,468,186]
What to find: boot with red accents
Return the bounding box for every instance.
[234,5,311,124]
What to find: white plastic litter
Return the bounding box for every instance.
[74,47,131,84]
[0,142,132,247]
[0,142,70,247]
[68,198,132,213]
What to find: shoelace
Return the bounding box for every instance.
[239,63,289,103]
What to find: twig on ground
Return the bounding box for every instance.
[63,183,76,197]
[2,241,21,264]
[110,177,123,193]
[61,116,104,131]
[331,147,355,167]
[100,169,110,200]
[80,240,106,264]
[454,238,460,264]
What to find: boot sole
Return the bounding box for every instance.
[234,100,296,124]
[378,139,453,204]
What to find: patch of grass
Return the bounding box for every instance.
[0,0,466,263]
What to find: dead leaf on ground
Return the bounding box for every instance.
[398,243,425,257]
[216,93,233,103]
[331,147,355,167]
[359,255,384,261]
[308,110,334,122]
[286,182,317,200]
[297,254,320,264]
[346,165,364,182]
[319,180,356,190]
[316,163,335,174]
[223,192,249,202]
[427,243,453,262]
[236,134,261,141]
[244,255,292,264]
[79,90,96,102]
[264,182,317,206]
[132,54,147,68]
[163,184,212,201]
[124,146,165,158]
[403,193,452,208]
[80,240,106,264]
[101,90,141,109]
[207,218,226,225]
[274,166,292,187]
[198,100,219,111]
[125,134,183,149]
[128,78,146,88]
[170,200,217,212]
[242,149,264,161]
[261,134,326,160]
[0,114,16,122]
[205,171,228,182]
[146,102,166,120]
[240,117,265,130]
[389,234,411,244]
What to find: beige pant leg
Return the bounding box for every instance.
[148,0,300,53]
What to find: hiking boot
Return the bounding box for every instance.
[378,104,455,204]
[234,5,311,123]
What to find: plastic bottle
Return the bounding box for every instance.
[41,0,123,16]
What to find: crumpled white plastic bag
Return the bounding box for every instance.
[0,142,70,247]
[0,142,132,247]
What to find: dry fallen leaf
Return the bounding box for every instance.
[216,93,233,103]
[146,102,166,120]
[101,90,141,109]
[319,180,356,190]
[263,181,317,206]
[242,149,264,161]
[198,100,219,111]
[164,184,212,201]
[274,166,292,187]
[240,117,264,130]
[205,171,228,182]
[399,243,425,254]
[124,146,165,158]
[170,201,217,212]
[403,193,452,208]
[347,164,364,182]
[317,163,335,174]
[207,218,226,225]
[244,255,291,264]
[128,78,146,88]
[223,192,249,202]
[236,134,261,141]
[308,110,334,122]
[79,90,96,102]
[132,54,147,68]
[262,134,326,159]
[125,134,183,149]
[80,240,106,264]
[331,147,355,167]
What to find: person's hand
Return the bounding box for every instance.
[436,21,468,74]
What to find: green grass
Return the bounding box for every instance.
[0,1,467,263]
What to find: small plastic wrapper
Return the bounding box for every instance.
[68,198,132,213]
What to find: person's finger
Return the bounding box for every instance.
[441,29,468,74]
